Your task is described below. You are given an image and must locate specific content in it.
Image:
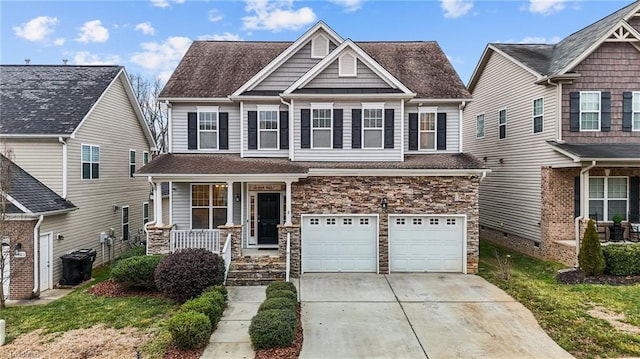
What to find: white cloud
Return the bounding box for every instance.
[135,22,156,35]
[130,36,192,82]
[242,0,317,32]
[519,35,562,44]
[208,9,223,22]
[329,0,363,12]
[198,32,243,41]
[73,51,121,65]
[150,0,184,8]
[528,0,565,15]
[446,55,464,65]
[13,16,59,42]
[53,38,65,46]
[440,0,473,19]
[77,20,109,43]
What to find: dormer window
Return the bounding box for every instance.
[311,34,329,58]
[339,52,357,77]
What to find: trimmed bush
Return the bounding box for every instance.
[117,246,146,261]
[266,289,297,302]
[167,311,211,350]
[201,290,226,308]
[204,285,228,302]
[181,296,223,329]
[579,219,605,276]
[110,255,163,289]
[602,244,640,276]
[258,297,297,313]
[265,281,297,297]
[249,309,296,349]
[154,249,226,303]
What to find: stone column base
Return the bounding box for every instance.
[146,224,173,255]
[278,225,301,278]
[218,225,243,260]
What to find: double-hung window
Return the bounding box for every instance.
[419,108,436,150]
[143,202,149,225]
[580,91,600,131]
[191,184,228,229]
[198,107,218,149]
[362,104,383,149]
[122,205,130,241]
[633,92,640,131]
[81,144,100,179]
[129,150,136,178]
[258,106,279,150]
[533,98,544,133]
[498,109,507,139]
[589,177,628,221]
[143,151,149,165]
[476,114,485,138]
[311,104,332,148]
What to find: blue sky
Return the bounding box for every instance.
[0,0,634,85]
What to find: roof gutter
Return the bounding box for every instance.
[307,168,490,177]
[280,93,416,100]
[32,214,44,296]
[534,73,580,85]
[158,97,234,102]
[0,134,71,139]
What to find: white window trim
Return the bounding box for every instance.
[338,52,357,77]
[310,103,333,149]
[129,149,136,179]
[633,91,640,131]
[476,114,485,139]
[311,33,329,59]
[589,176,629,221]
[579,91,601,132]
[533,97,544,134]
[81,144,100,180]
[142,202,149,226]
[197,106,219,150]
[362,103,385,149]
[418,107,437,151]
[256,105,280,150]
[143,151,149,165]
[122,205,130,241]
[189,183,228,230]
[498,108,507,140]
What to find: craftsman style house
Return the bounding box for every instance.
[1,65,156,299]
[463,1,640,265]
[140,22,487,282]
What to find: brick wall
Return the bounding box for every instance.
[290,176,480,274]
[2,220,37,300]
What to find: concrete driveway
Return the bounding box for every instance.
[298,273,573,359]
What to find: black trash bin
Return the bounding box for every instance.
[59,252,86,285]
[76,249,97,280]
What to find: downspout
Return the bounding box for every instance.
[32,214,44,296]
[58,137,67,198]
[575,160,597,265]
[280,98,293,161]
[166,101,172,153]
[240,101,244,158]
[459,101,466,153]
[143,177,158,255]
[400,99,405,161]
[546,79,563,143]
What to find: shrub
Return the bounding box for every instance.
[602,244,640,276]
[265,281,297,297]
[266,289,297,302]
[110,255,163,289]
[181,296,223,329]
[117,246,146,261]
[167,311,211,350]
[249,309,296,349]
[154,249,226,303]
[258,297,297,313]
[201,290,226,308]
[204,285,228,301]
[578,219,605,276]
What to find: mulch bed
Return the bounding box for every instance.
[86,279,167,299]
[162,344,203,359]
[255,306,304,359]
[556,268,640,285]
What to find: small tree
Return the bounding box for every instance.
[578,219,605,276]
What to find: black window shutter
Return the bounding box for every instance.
[248,111,257,150]
[408,113,418,151]
[280,111,289,149]
[352,109,362,149]
[623,92,633,132]
[601,92,611,132]
[384,109,394,149]
[569,92,580,132]
[437,113,447,151]
[301,109,311,149]
[219,112,229,150]
[333,109,343,149]
[630,176,640,222]
[188,112,197,150]
[574,176,580,218]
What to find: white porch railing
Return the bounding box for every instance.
[222,233,232,284]
[170,229,220,253]
[286,232,291,282]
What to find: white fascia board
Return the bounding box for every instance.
[546,142,581,162]
[158,97,234,102]
[232,21,344,97]
[4,193,32,214]
[307,168,490,177]
[135,173,309,182]
[283,39,414,95]
[119,68,158,150]
[408,98,473,104]
[467,44,493,92]
[281,93,415,100]
[228,95,281,101]
[0,134,70,138]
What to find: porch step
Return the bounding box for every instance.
[225,257,286,286]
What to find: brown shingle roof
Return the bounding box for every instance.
[160,41,470,99]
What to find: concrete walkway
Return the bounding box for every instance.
[200,286,266,359]
[5,288,73,307]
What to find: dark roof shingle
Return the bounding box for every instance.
[548,142,640,161]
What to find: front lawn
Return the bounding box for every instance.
[479,240,640,358]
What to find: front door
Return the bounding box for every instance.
[39,233,52,291]
[258,193,280,245]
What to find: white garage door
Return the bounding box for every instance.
[389,215,465,273]
[302,215,377,273]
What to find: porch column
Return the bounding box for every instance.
[155,181,164,226]
[285,180,293,226]
[226,181,234,226]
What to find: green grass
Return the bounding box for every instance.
[479,240,640,358]
[0,265,180,358]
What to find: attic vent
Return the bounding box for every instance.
[311,34,329,58]
[338,52,357,77]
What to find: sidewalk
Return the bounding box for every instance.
[5,288,73,307]
[200,286,266,359]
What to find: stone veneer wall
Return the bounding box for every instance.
[146,225,172,255]
[3,219,37,300]
[290,176,480,275]
[278,225,301,277]
[218,225,242,260]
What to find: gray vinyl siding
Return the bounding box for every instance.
[304,60,391,88]
[292,100,402,161]
[463,51,572,243]
[404,104,461,154]
[171,103,241,153]
[171,182,241,230]
[4,138,63,195]
[242,103,288,157]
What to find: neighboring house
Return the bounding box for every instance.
[139,22,488,282]
[0,65,156,299]
[463,1,640,265]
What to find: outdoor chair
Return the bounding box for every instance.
[588,212,608,242]
[629,223,640,243]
